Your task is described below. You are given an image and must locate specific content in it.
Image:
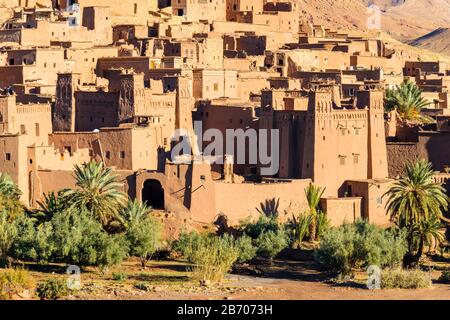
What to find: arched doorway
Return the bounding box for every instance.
[142,179,165,209]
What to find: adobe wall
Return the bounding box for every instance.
[320,197,362,226]
[346,179,393,226]
[33,168,135,206]
[213,179,311,225]
[417,131,450,172]
[386,142,419,178]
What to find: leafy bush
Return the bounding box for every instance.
[254,230,288,259]
[36,278,69,300]
[235,235,257,264]
[0,213,17,266]
[240,215,279,239]
[126,215,162,268]
[0,269,34,300]
[190,235,240,283]
[47,209,128,271]
[0,173,24,220]
[172,231,208,263]
[285,212,312,247]
[315,220,407,275]
[10,215,54,264]
[381,269,430,289]
[439,270,450,283]
[112,272,127,281]
[316,211,330,240]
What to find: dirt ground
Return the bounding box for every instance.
[21,257,448,300]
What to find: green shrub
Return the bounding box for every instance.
[316,211,330,240]
[240,215,279,239]
[134,282,152,291]
[0,269,35,300]
[112,272,127,281]
[36,278,69,300]
[10,215,54,264]
[190,235,240,283]
[50,209,129,271]
[0,213,17,266]
[172,231,208,263]
[381,269,430,289]
[235,235,257,264]
[126,215,162,268]
[439,270,450,283]
[285,212,312,247]
[314,220,407,275]
[254,230,288,259]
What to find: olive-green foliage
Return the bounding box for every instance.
[316,211,331,240]
[50,209,129,272]
[439,270,450,283]
[286,212,312,247]
[9,208,129,271]
[112,272,128,281]
[315,220,407,275]
[172,231,208,263]
[240,215,289,259]
[0,213,17,266]
[254,230,288,259]
[10,215,54,264]
[240,215,279,239]
[190,234,240,283]
[381,268,430,289]
[122,200,162,268]
[0,269,35,300]
[0,173,23,220]
[235,235,257,264]
[174,232,256,265]
[36,278,69,300]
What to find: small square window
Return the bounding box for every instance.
[5,153,11,161]
[120,151,125,159]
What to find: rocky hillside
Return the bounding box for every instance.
[408,28,450,55]
[299,0,450,54]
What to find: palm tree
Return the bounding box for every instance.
[385,80,432,123]
[63,161,127,226]
[384,160,448,266]
[30,191,66,224]
[0,173,23,219]
[120,199,152,229]
[305,183,325,241]
[416,213,446,254]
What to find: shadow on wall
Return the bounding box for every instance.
[423,133,450,172]
[256,198,280,218]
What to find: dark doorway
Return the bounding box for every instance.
[142,179,164,209]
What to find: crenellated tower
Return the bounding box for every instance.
[53,72,81,132]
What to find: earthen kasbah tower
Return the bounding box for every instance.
[301,85,388,197]
[54,72,81,132]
